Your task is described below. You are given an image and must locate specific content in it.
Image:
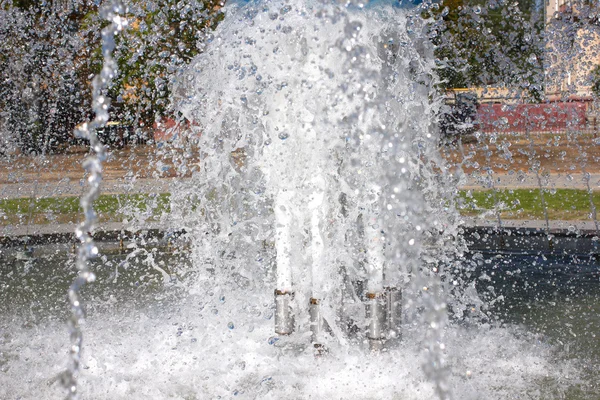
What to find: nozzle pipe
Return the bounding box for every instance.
[274,290,294,335]
[364,213,385,294]
[309,297,324,342]
[365,292,386,340]
[309,297,329,355]
[274,190,295,292]
[384,286,402,343]
[365,292,386,351]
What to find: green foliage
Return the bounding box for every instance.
[0,0,222,154]
[109,0,224,128]
[0,1,100,154]
[426,0,545,100]
[592,65,600,98]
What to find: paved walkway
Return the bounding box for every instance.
[2,173,600,238]
[2,173,600,200]
[458,172,600,190]
[0,177,177,199]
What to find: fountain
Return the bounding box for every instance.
[0,0,599,399]
[172,0,461,363]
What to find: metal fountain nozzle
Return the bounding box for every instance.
[309,297,330,356]
[274,289,295,335]
[384,286,402,344]
[365,287,402,351]
[365,291,386,350]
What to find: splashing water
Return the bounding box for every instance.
[2,1,599,399]
[172,1,465,397]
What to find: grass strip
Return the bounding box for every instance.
[1,189,599,226]
[0,193,171,225]
[459,188,600,220]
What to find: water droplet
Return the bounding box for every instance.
[345,21,362,38]
[228,322,235,330]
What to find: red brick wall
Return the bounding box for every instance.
[478,102,588,132]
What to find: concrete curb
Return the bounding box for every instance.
[2,219,599,256]
[461,217,600,234]
[0,222,184,247]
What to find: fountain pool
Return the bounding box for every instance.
[1,0,599,399]
[0,233,598,398]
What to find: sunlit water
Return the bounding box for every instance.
[1,0,600,398]
[170,0,462,396]
[0,244,598,399]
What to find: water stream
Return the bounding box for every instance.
[172,1,463,395]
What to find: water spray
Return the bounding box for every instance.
[62,2,127,398]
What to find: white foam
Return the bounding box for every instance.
[0,293,579,399]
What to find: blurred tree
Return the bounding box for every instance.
[109,0,224,133]
[0,1,97,154]
[0,0,222,154]
[427,0,545,100]
[592,65,600,97]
